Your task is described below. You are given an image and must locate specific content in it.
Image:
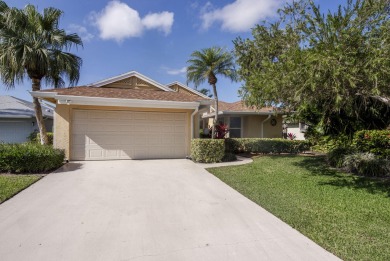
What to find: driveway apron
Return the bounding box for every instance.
[0,160,340,261]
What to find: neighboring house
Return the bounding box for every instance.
[285,122,308,140]
[201,101,283,139]
[31,71,282,161]
[0,95,53,143]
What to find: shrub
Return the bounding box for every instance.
[224,138,310,154]
[0,143,64,173]
[353,130,390,158]
[191,139,225,163]
[287,133,297,140]
[27,131,54,145]
[343,153,390,177]
[222,152,237,162]
[311,135,352,153]
[327,146,355,168]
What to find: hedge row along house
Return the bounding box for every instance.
[32,71,283,160]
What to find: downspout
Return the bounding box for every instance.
[261,115,272,138]
[191,106,199,139]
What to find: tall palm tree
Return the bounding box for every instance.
[0,2,82,144]
[187,46,237,138]
[198,88,213,98]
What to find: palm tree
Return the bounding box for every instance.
[187,46,237,138]
[0,2,82,144]
[198,88,213,98]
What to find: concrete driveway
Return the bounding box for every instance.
[0,160,340,261]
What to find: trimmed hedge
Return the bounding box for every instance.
[0,143,64,173]
[191,139,225,163]
[353,130,390,158]
[225,138,311,154]
[28,131,54,145]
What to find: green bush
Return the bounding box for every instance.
[311,135,351,153]
[327,146,355,168]
[191,139,225,163]
[27,131,54,145]
[222,152,237,162]
[0,143,64,173]
[225,138,310,154]
[343,153,390,177]
[353,130,390,158]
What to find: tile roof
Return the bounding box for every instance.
[0,95,53,118]
[217,101,274,113]
[40,86,210,102]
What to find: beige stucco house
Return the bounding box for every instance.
[201,101,283,139]
[31,71,283,161]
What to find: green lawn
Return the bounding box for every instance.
[208,155,390,261]
[0,175,42,203]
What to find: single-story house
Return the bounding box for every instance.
[285,121,307,140]
[0,95,53,143]
[31,71,283,161]
[201,101,283,139]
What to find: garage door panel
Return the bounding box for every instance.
[89,149,104,158]
[132,112,147,120]
[72,134,86,144]
[73,110,89,120]
[71,109,188,160]
[72,145,86,159]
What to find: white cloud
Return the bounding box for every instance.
[68,24,94,42]
[201,0,287,32]
[91,1,174,42]
[164,66,187,75]
[142,12,174,35]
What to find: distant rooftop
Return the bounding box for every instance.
[0,95,53,119]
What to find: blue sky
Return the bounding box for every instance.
[3,0,347,102]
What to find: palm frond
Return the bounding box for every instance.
[0,2,83,89]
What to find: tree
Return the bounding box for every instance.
[198,88,213,98]
[0,2,83,144]
[234,0,390,137]
[187,47,237,138]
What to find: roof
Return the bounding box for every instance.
[0,95,53,119]
[88,71,173,92]
[166,82,211,99]
[202,101,278,118]
[39,86,209,103]
[218,101,275,113]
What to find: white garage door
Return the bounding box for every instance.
[71,110,188,160]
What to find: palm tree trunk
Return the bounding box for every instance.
[212,83,218,139]
[32,78,49,145]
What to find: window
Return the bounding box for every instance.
[229,117,241,138]
[299,122,308,133]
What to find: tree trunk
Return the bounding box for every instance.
[32,78,49,145]
[211,83,218,139]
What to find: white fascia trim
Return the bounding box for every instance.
[30,91,56,99]
[166,82,211,99]
[34,93,199,109]
[87,71,173,92]
[0,115,33,119]
[221,111,278,115]
[201,110,279,118]
[56,95,200,109]
[31,91,204,109]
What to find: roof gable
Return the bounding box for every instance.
[166,82,211,99]
[88,71,173,92]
